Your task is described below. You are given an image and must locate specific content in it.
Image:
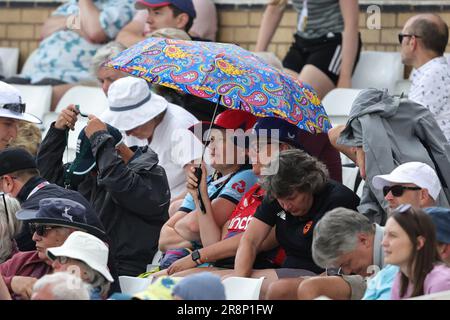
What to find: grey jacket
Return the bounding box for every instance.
[37,124,171,276]
[338,89,450,224]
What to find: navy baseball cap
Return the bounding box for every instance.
[68,124,123,176]
[16,198,96,233]
[425,207,450,244]
[251,117,304,150]
[0,147,36,176]
[136,0,196,19]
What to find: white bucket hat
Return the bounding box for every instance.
[47,231,114,283]
[372,161,441,200]
[100,76,168,131]
[0,81,41,123]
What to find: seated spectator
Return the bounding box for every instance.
[0,198,103,300]
[0,81,41,151]
[0,148,105,252]
[17,0,135,85]
[158,110,258,262]
[117,0,196,47]
[161,117,302,276]
[47,231,114,299]
[91,41,128,95]
[9,122,41,157]
[37,103,171,276]
[230,149,359,299]
[0,194,21,263]
[31,272,91,300]
[99,76,203,199]
[372,162,440,210]
[399,14,450,141]
[328,89,450,224]
[383,205,450,299]
[363,206,450,300]
[172,272,225,300]
[7,0,135,110]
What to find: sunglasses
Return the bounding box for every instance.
[1,103,26,114]
[55,256,70,264]
[382,185,421,197]
[29,223,61,237]
[398,33,421,44]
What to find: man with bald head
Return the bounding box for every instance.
[400,14,450,140]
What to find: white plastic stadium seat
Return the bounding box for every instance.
[322,88,362,126]
[222,276,264,300]
[352,51,404,94]
[0,47,19,78]
[119,276,154,295]
[11,84,52,121]
[55,85,108,115]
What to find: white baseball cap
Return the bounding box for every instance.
[100,76,168,131]
[47,231,114,283]
[372,162,441,200]
[0,81,41,123]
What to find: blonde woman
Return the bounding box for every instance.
[255,0,361,99]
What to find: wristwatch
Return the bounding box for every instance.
[191,249,202,265]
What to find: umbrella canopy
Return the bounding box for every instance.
[107,37,332,134]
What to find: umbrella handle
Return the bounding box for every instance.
[194,167,206,214]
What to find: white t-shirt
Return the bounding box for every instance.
[149,103,203,199]
[409,56,450,141]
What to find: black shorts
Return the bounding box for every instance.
[282,32,362,85]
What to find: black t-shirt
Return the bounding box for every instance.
[254,180,360,274]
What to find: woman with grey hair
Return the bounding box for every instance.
[0,194,22,263]
[231,149,359,298]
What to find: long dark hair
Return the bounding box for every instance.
[391,207,442,298]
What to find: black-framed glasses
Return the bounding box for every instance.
[398,33,421,44]
[382,185,421,197]
[0,103,26,114]
[29,223,61,237]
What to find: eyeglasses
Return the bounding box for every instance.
[0,103,26,114]
[29,223,61,237]
[398,33,421,44]
[55,256,69,264]
[382,185,421,197]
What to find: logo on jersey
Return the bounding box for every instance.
[232,180,246,193]
[276,210,286,220]
[303,220,313,235]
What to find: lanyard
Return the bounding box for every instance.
[26,181,50,200]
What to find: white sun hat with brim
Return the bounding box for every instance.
[100,76,168,132]
[0,81,42,124]
[46,230,114,283]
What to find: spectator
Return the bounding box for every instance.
[172,272,225,300]
[230,149,359,298]
[117,0,196,48]
[31,272,91,300]
[0,82,41,151]
[37,103,171,276]
[91,41,128,95]
[99,76,203,199]
[328,89,450,224]
[0,148,105,251]
[47,231,114,299]
[0,194,21,263]
[400,14,450,141]
[255,0,361,99]
[0,198,101,300]
[9,122,41,157]
[372,162,440,210]
[383,205,450,299]
[425,207,450,265]
[189,0,217,41]
[161,117,299,276]
[158,110,258,265]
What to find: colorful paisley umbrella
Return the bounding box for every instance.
[107,37,331,134]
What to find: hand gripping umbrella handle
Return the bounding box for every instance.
[194,167,207,214]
